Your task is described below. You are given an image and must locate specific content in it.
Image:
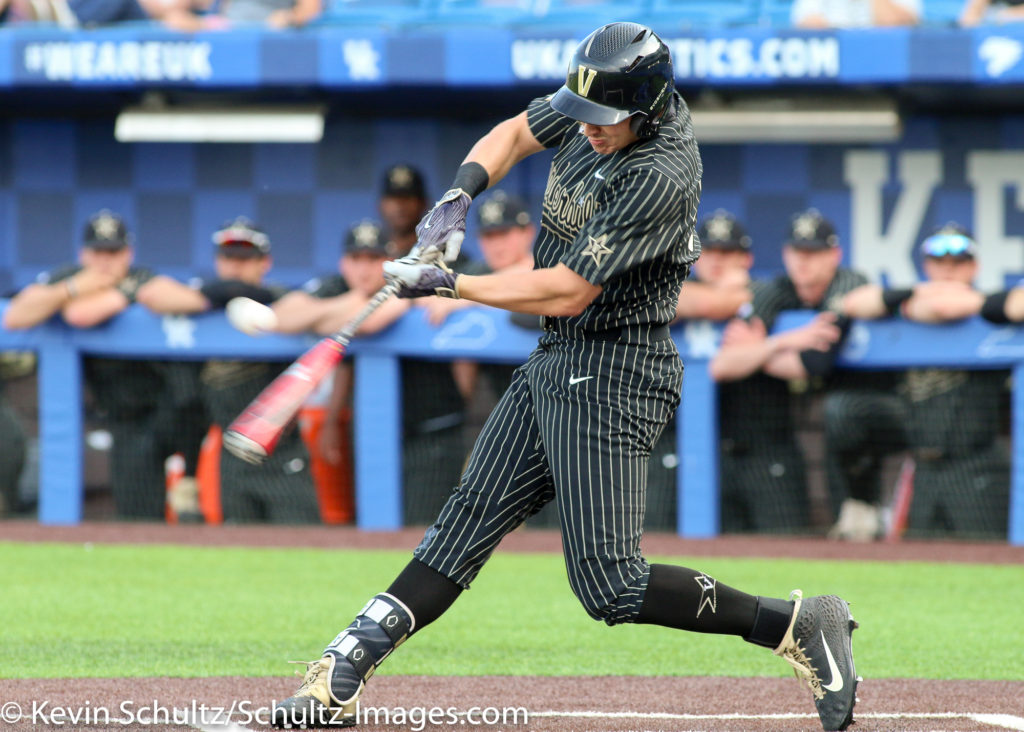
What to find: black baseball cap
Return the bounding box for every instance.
[786,209,839,250]
[344,220,392,257]
[697,210,751,251]
[212,217,271,258]
[381,164,427,199]
[920,223,977,260]
[476,191,532,234]
[83,210,132,250]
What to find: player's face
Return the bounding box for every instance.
[479,225,535,272]
[580,118,639,154]
[693,248,753,283]
[79,246,133,280]
[379,195,427,238]
[923,255,977,285]
[215,254,271,284]
[782,246,842,306]
[341,251,388,296]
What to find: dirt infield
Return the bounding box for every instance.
[4,520,1024,565]
[3,522,1024,731]
[2,675,1024,732]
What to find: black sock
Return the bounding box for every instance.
[386,559,463,632]
[636,564,789,642]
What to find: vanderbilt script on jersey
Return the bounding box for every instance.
[542,164,598,240]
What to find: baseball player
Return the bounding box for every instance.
[272,23,859,732]
[3,210,208,520]
[140,217,322,524]
[842,224,1009,538]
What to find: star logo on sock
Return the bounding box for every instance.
[694,573,717,617]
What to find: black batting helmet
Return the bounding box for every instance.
[550,22,674,139]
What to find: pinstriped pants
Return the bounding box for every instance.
[414,332,683,625]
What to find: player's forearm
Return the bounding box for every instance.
[135,277,209,314]
[902,288,984,323]
[462,112,545,190]
[3,283,70,329]
[61,289,130,328]
[709,339,782,382]
[839,284,887,320]
[872,0,918,24]
[313,292,409,335]
[762,349,810,381]
[674,283,751,322]
[1005,289,1024,321]
[272,292,333,334]
[959,0,989,24]
[456,264,600,317]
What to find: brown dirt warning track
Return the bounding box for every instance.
[2,521,1023,732]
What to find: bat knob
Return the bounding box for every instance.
[223,430,269,465]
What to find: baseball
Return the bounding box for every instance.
[226,297,278,336]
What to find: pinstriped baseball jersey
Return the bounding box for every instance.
[528,94,701,330]
[414,93,701,625]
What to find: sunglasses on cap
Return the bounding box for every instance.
[921,233,976,259]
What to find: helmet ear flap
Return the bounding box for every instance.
[630,110,660,139]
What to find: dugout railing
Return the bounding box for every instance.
[1,300,1022,545]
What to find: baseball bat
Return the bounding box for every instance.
[223,281,401,464]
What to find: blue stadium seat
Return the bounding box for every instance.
[756,0,794,27]
[528,0,653,29]
[921,0,964,26]
[316,0,430,28]
[433,0,534,25]
[648,0,760,29]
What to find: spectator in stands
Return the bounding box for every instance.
[662,211,773,532]
[139,216,322,524]
[710,209,879,535]
[3,210,207,521]
[960,0,1024,25]
[0,0,76,24]
[378,165,431,258]
[158,0,320,32]
[674,209,755,322]
[792,0,921,27]
[841,224,1009,539]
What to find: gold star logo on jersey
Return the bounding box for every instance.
[92,212,121,241]
[388,166,413,189]
[706,215,733,242]
[580,234,612,268]
[793,213,820,241]
[352,221,380,248]
[479,199,506,227]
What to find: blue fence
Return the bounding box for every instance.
[2,300,1022,544]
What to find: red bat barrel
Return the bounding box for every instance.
[223,337,346,464]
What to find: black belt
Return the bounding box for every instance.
[539,316,671,343]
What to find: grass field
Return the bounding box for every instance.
[3,541,1023,681]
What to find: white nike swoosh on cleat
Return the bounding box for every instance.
[569,376,594,385]
[820,630,844,693]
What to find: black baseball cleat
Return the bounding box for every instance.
[272,652,359,729]
[774,590,860,731]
